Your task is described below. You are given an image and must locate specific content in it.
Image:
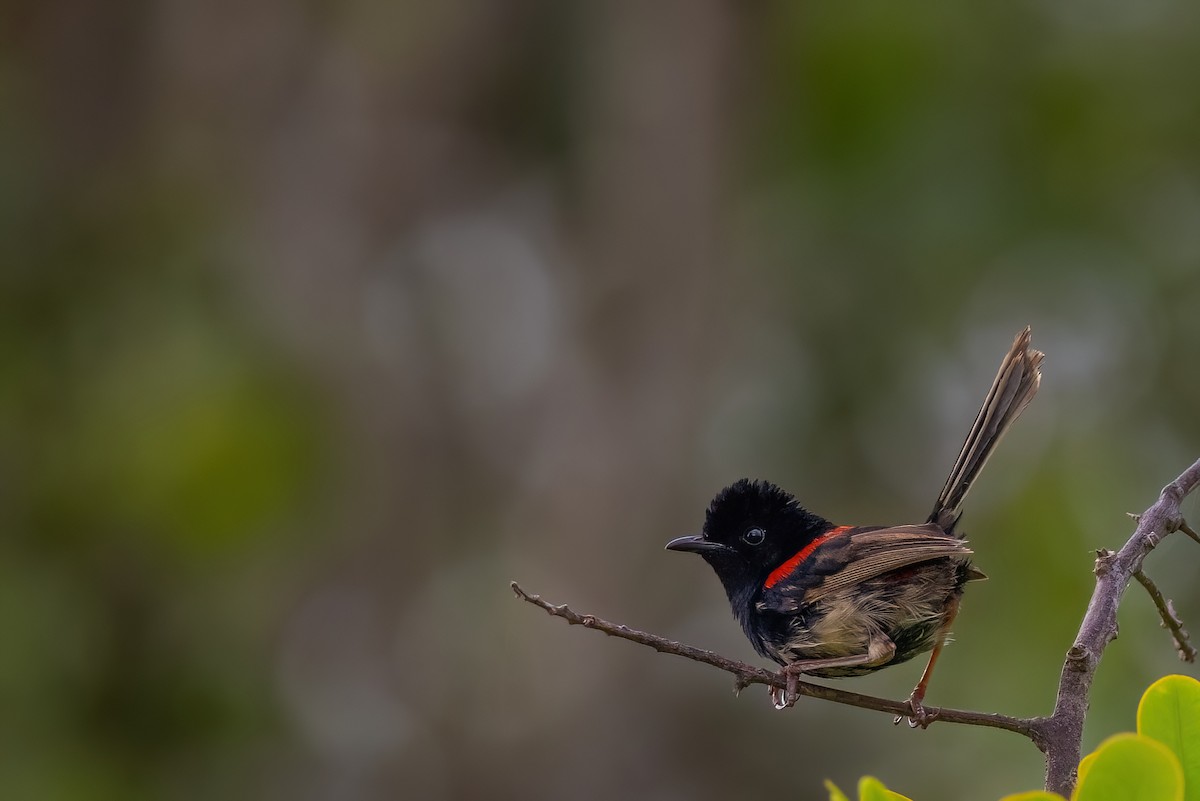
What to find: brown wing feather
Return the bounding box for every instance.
[805,524,974,602]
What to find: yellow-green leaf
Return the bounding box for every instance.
[825,780,851,801]
[1077,747,1098,786]
[1138,674,1200,801]
[858,776,913,801]
[1073,734,1183,801]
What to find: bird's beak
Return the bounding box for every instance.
[665,534,734,555]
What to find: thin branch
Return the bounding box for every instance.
[1043,457,1200,796]
[1133,569,1197,663]
[510,581,1046,744]
[1180,521,1200,547]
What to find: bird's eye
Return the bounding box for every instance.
[742,527,766,545]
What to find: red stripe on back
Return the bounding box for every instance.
[763,525,853,589]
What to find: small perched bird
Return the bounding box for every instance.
[667,328,1042,725]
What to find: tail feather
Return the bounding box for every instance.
[929,327,1043,532]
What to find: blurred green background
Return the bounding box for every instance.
[4,1,1200,799]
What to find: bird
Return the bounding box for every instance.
[666,328,1043,725]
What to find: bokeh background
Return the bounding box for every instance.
[5,1,1200,799]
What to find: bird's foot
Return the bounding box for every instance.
[892,690,939,729]
[770,665,803,710]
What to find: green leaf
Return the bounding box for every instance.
[1077,748,1098,786]
[858,776,913,801]
[999,792,1066,801]
[1138,674,1200,801]
[1073,734,1183,801]
[825,780,851,801]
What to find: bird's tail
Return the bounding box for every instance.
[928,327,1043,532]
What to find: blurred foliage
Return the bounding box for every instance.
[828,775,914,801]
[2,1,1200,800]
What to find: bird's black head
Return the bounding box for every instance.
[666,479,832,606]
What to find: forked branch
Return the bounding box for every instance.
[1043,457,1200,795]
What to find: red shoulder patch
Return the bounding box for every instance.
[763,525,853,589]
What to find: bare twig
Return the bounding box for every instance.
[511,581,1047,744]
[513,457,1200,798]
[1133,569,1197,663]
[1043,457,1200,796]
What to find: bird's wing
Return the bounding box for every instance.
[758,524,973,612]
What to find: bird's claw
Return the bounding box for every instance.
[892,694,939,728]
[770,667,802,710]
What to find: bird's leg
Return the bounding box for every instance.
[896,596,961,728]
[771,635,896,710]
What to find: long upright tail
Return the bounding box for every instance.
[928,327,1044,532]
